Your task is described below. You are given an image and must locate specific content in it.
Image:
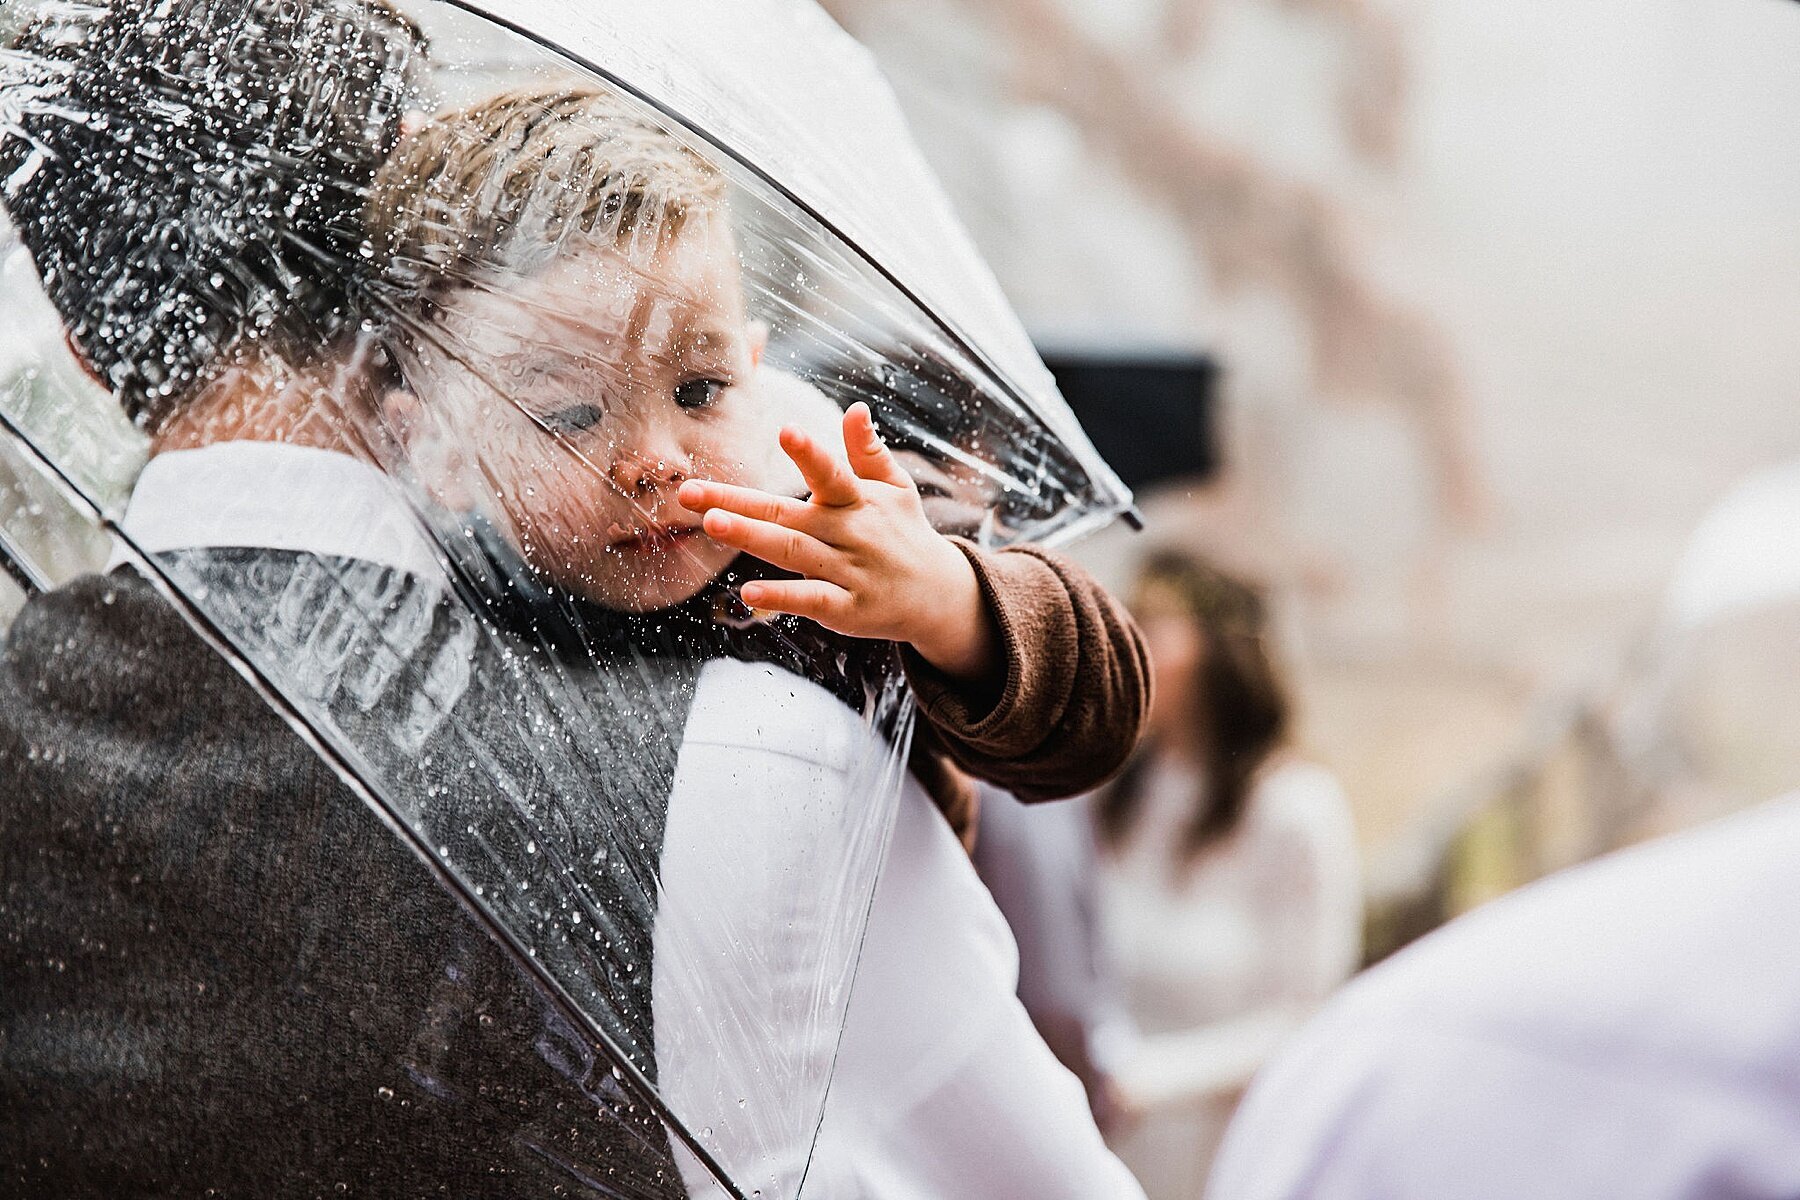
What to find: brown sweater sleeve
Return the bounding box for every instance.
[901,537,1151,804]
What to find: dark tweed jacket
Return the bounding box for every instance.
[0,555,689,1198]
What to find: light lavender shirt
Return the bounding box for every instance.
[1209,793,1800,1200]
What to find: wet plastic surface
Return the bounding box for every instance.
[0,1,1127,1194]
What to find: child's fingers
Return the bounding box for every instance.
[702,508,838,579]
[740,578,854,625]
[842,402,912,488]
[779,425,861,508]
[678,479,809,527]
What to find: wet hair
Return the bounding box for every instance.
[366,84,727,310]
[1096,551,1291,863]
[0,0,428,430]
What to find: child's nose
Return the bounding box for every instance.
[607,431,693,495]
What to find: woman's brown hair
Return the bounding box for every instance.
[1096,551,1290,865]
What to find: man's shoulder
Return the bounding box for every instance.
[1346,794,1800,1032]
[8,568,173,646]
[0,566,342,785]
[3,569,233,717]
[1214,798,1800,1198]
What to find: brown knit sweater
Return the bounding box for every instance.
[903,538,1152,850]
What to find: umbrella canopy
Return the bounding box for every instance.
[0,1,1128,1196]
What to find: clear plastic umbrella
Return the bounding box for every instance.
[0,1,1129,1195]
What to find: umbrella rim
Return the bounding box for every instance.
[0,6,1132,1183]
[437,0,1134,527]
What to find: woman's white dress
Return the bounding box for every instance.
[1099,757,1362,1200]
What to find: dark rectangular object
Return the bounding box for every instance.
[1041,351,1221,492]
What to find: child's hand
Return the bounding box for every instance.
[677,402,1000,685]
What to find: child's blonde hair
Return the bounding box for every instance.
[367,84,728,304]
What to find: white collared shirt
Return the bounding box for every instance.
[113,442,441,579]
[118,439,1142,1200]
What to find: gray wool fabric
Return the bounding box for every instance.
[0,559,692,1198]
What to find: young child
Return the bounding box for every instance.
[367,84,1150,837]
[369,83,1156,1199]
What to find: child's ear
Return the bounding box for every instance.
[747,319,769,369]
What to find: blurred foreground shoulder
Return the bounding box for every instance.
[1207,793,1800,1200]
[903,538,1150,803]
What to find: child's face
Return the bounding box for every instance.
[394,211,799,612]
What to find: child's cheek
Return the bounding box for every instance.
[716,412,802,496]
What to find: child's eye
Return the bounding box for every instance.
[543,403,604,433]
[673,378,727,410]
[916,479,953,501]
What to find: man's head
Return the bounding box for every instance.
[369,85,795,613]
[0,0,427,431]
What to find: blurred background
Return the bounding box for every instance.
[5,0,1800,1194]
[809,0,1800,934]
[819,0,1800,1191]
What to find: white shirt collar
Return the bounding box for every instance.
[113,441,442,579]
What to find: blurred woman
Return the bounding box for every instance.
[1096,551,1361,1200]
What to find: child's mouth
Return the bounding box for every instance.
[608,523,703,555]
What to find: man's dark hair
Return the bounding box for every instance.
[0,0,428,429]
